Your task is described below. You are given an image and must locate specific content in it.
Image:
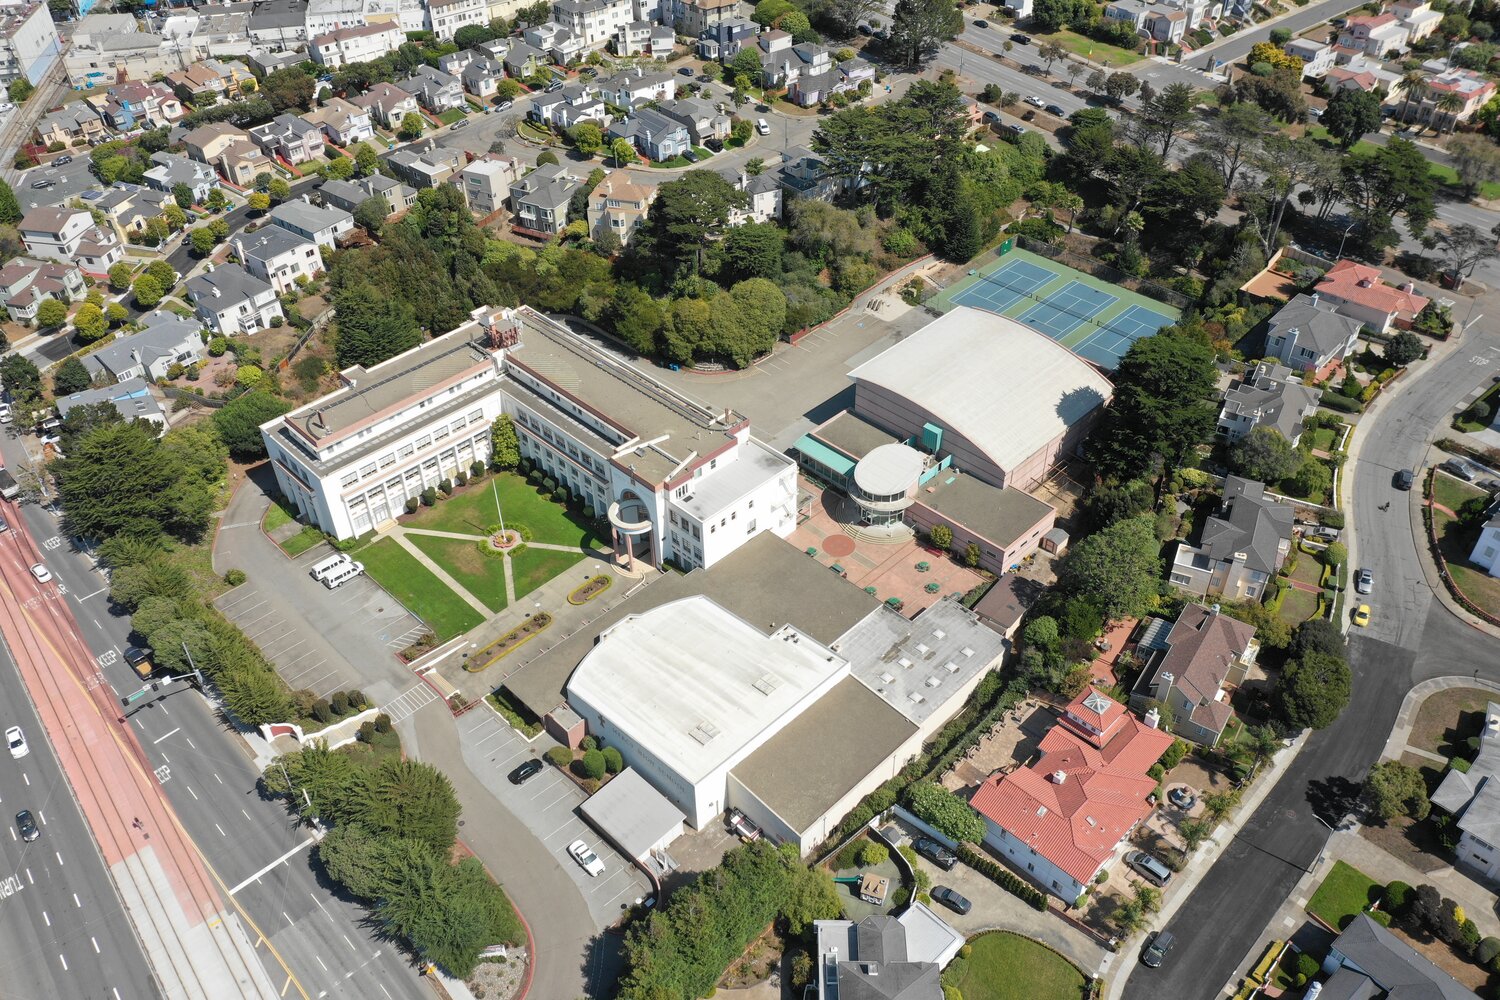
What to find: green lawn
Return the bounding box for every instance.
[1305,426,1340,452]
[358,538,483,642]
[281,526,324,557]
[402,473,601,548]
[1306,861,1381,931]
[263,498,296,532]
[1278,586,1321,626]
[510,546,586,601]
[954,932,1086,1000]
[1037,29,1143,66]
[405,533,509,613]
[649,146,715,168]
[1433,473,1485,514]
[437,107,468,125]
[1432,500,1500,620]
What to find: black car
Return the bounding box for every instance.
[15,809,38,843]
[1397,468,1415,490]
[1142,929,1174,968]
[974,18,988,26]
[678,66,694,76]
[931,885,972,915]
[509,758,544,785]
[1045,104,1066,116]
[682,149,699,162]
[704,137,724,151]
[913,836,958,870]
[1012,33,1031,44]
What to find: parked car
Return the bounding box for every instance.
[1353,604,1372,627]
[1142,929,1174,968]
[756,118,770,135]
[6,727,26,759]
[682,149,698,162]
[1396,468,1415,490]
[1045,104,1066,116]
[705,137,724,151]
[496,100,514,111]
[55,155,72,165]
[982,110,1000,123]
[1355,567,1373,595]
[727,808,762,842]
[1007,124,1026,134]
[1024,95,1045,107]
[678,66,694,76]
[1125,850,1173,887]
[450,118,469,130]
[29,564,50,583]
[930,885,972,914]
[568,839,606,877]
[1012,33,1031,44]
[913,836,958,870]
[545,80,564,92]
[974,18,988,27]
[30,179,54,190]
[857,22,873,34]
[509,758,543,785]
[1442,459,1477,482]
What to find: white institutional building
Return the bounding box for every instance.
[259,304,798,570]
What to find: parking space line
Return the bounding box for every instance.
[475,728,512,748]
[461,716,493,736]
[528,778,565,801]
[541,787,579,810]
[540,819,576,842]
[602,879,643,907]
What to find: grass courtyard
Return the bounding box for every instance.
[358,537,484,642]
[406,533,510,613]
[1306,860,1381,931]
[951,933,1087,1000]
[1036,29,1143,66]
[402,472,602,548]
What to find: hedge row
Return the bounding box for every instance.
[957,844,1047,911]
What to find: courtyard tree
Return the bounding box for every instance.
[1228,427,1300,484]
[1055,513,1162,620]
[490,413,519,469]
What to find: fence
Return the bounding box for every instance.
[1013,236,1193,311]
[161,385,227,408]
[280,305,334,370]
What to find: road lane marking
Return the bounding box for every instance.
[72,893,78,907]
[215,823,226,836]
[230,838,316,895]
[213,771,221,783]
[43,910,50,925]
[187,737,196,750]
[342,934,355,952]
[54,852,62,866]
[91,937,98,954]
[77,588,107,600]
[315,955,328,972]
[58,954,65,971]
[281,975,292,997]
[152,728,179,744]
[309,892,327,914]
[25,869,31,884]
[187,786,198,801]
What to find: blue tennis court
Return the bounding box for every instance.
[948,258,1057,314]
[1073,304,1178,368]
[1015,280,1117,340]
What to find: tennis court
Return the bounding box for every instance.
[931,247,1181,370]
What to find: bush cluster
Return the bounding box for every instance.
[956,844,1047,911]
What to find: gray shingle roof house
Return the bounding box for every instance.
[606,107,691,161]
[1323,913,1481,1000]
[57,377,166,430]
[83,311,205,384]
[509,162,586,236]
[1217,361,1322,445]
[1433,701,1500,881]
[1129,604,1257,747]
[1169,476,1294,602]
[267,198,355,250]
[143,152,219,204]
[813,916,944,1000]
[185,263,284,336]
[1264,292,1365,376]
[407,64,464,112]
[318,175,417,216]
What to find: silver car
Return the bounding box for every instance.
[1356,567,1373,595]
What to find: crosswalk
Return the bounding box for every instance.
[383,680,439,724]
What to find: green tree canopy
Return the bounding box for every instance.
[1089,332,1218,490]
[35,297,67,329]
[643,170,747,276]
[1365,760,1431,822]
[1056,513,1162,619]
[52,356,92,395]
[0,177,18,225]
[1323,88,1383,149]
[1276,651,1351,730]
[1228,427,1300,484]
[0,354,41,400]
[72,302,108,342]
[333,282,421,369]
[54,421,217,543]
[211,391,293,458]
[490,413,519,469]
[886,0,963,70]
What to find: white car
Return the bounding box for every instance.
[29,564,50,583]
[5,727,26,759]
[1024,95,1045,108]
[567,839,606,877]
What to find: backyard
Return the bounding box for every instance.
[1277,545,1327,627]
[1429,474,1500,617]
[401,472,602,548]
[357,537,484,642]
[1306,860,1381,931]
[950,932,1087,1000]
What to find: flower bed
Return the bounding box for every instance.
[568,574,611,605]
[465,612,553,672]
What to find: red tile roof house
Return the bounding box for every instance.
[969,689,1173,903]
[1315,259,1430,334]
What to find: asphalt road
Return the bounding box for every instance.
[0,613,159,1000]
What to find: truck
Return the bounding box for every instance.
[0,469,18,503]
[124,646,155,680]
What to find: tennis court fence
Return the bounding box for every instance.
[1012,236,1193,312]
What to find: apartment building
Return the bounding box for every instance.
[309,21,404,68]
[233,228,323,293]
[427,0,489,40]
[552,0,634,48]
[0,1,61,87]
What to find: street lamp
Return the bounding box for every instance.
[1336,219,1359,260]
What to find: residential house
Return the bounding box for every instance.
[19,208,95,262]
[351,82,420,129]
[1313,260,1430,334]
[1216,361,1321,444]
[595,68,676,109]
[161,8,256,60]
[184,122,268,187]
[233,228,323,294]
[248,113,327,166]
[1336,13,1409,57]
[720,167,782,223]
[143,152,218,204]
[73,227,124,273]
[1405,68,1497,129]
[1471,516,1500,577]
[302,98,375,147]
[650,24,675,54]
[662,0,739,36]
[82,310,205,384]
[524,21,587,64]
[606,107,691,161]
[165,58,250,101]
[1101,0,1150,28]
[0,259,84,324]
[268,198,355,250]
[428,0,489,41]
[309,20,405,67]
[970,689,1173,902]
[1434,699,1500,879]
[1323,914,1482,999]
[34,105,109,148]
[64,16,180,89]
[658,97,729,144]
[1001,0,1033,17]
[185,263,284,335]
[1283,37,1334,78]
[407,65,466,113]
[1142,7,1187,44]
[437,49,474,77]
[529,83,612,129]
[304,0,367,36]
[319,174,418,216]
[615,18,652,55]
[777,144,840,202]
[1324,61,1407,105]
[586,170,657,244]
[811,915,955,1000]
[244,47,304,77]
[498,39,546,79]
[90,80,183,131]
[93,185,174,241]
[457,155,524,215]
[461,56,507,98]
[1263,292,1366,376]
[1129,604,1257,747]
[786,51,874,107]
[1393,0,1442,43]
[696,17,756,60]
[56,377,165,431]
[387,139,465,188]
[510,162,586,236]
[1169,476,1294,602]
[553,0,634,48]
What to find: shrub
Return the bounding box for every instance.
[1461,918,1482,955]
[331,690,350,715]
[405,497,420,514]
[553,488,568,503]
[357,721,377,743]
[1296,953,1319,980]
[902,782,986,843]
[580,748,607,779]
[346,689,366,709]
[958,944,972,960]
[956,844,1047,910]
[1475,936,1500,966]
[858,842,889,867]
[455,470,468,487]
[374,713,392,733]
[602,746,623,773]
[438,478,453,496]
[470,461,485,478]
[1385,880,1412,915]
[1366,909,1393,927]
[421,487,437,506]
[312,698,333,723]
[224,568,247,586]
[581,735,598,752]
[546,746,572,767]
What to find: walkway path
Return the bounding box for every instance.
[390,525,614,615]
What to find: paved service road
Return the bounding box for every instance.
[0,631,159,1000]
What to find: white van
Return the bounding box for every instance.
[309,553,352,582]
[321,561,364,589]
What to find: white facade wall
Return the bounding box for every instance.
[980,817,1092,902]
[0,3,61,86]
[310,24,404,67]
[428,0,489,40]
[238,239,322,294]
[1471,523,1500,577]
[1456,831,1500,879]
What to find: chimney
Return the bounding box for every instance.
[1358,278,1373,288]
[1310,292,1319,307]
[1209,602,1220,616]
[1401,281,1415,293]
[1051,770,1067,784]
[1155,671,1174,704]
[1144,707,1161,730]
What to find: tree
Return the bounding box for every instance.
[490,413,519,469]
[354,142,381,177]
[827,0,883,34]
[171,182,194,209]
[6,77,31,104]
[1032,0,1094,31]
[353,195,390,235]
[1436,223,1499,289]
[218,666,294,727]
[568,122,603,155]
[52,357,91,395]
[885,0,962,70]
[1086,68,1107,93]
[53,421,216,543]
[188,227,217,256]
[1056,513,1162,620]
[1090,332,1218,493]
[1322,88,1382,149]
[1385,330,1424,367]
[264,67,315,113]
[1342,139,1436,254]
[1277,651,1351,731]
[105,303,127,327]
[0,355,41,401]
[1365,760,1431,822]
[644,170,747,275]
[267,178,290,204]
[334,282,420,369]
[398,112,424,140]
[72,302,107,343]
[1203,789,1240,823]
[132,274,163,308]
[1038,41,1066,73]
[1104,71,1141,104]
[610,138,636,167]
[107,262,134,291]
[902,782,986,842]
[1435,90,1466,134]
[783,865,842,936]
[35,297,67,329]
[1448,134,1500,198]
[1179,818,1213,850]
[1228,427,1300,484]
[356,758,461,854]
[718,222,785,281]
[1135,82,1198,157]
[211,391,292,458]
[1198,102,1272,192]
[0,178,19,225]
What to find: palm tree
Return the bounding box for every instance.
[1436,90,1465,134]
[1397,70,1427,124]
[1060,192,1084,233]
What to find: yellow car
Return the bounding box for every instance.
[1353,605,1372,627]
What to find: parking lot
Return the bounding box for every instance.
[214,544,425,703]
[457,706,652,930]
